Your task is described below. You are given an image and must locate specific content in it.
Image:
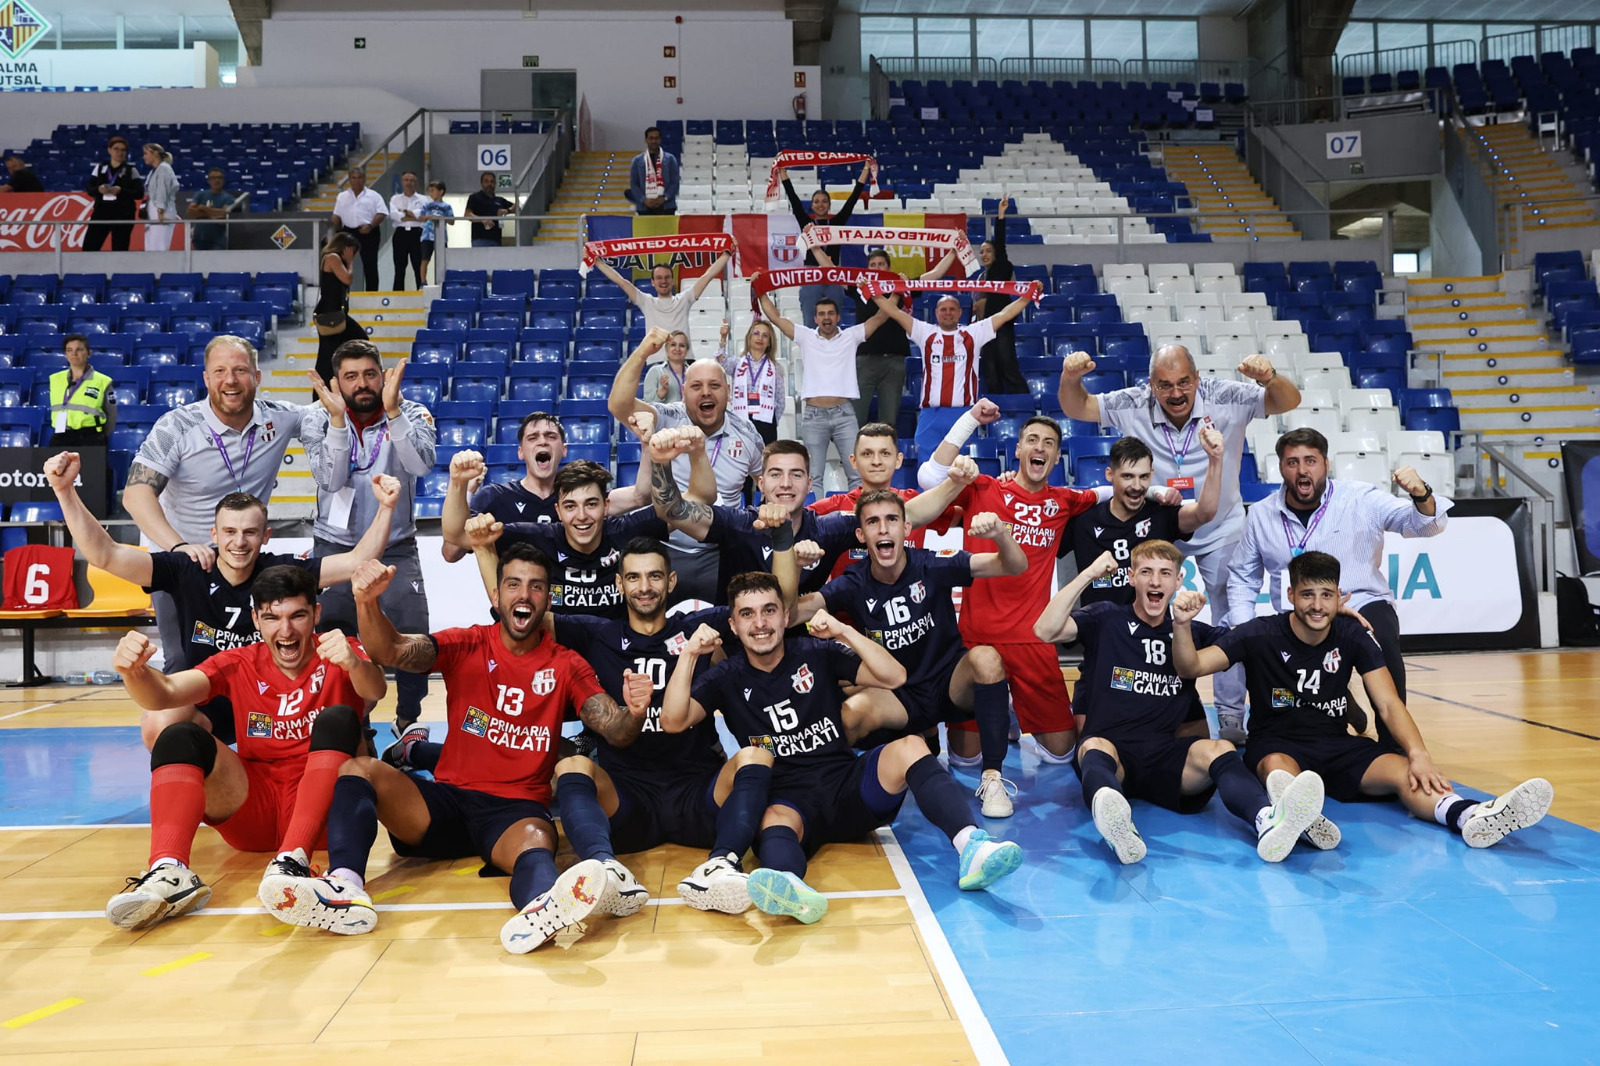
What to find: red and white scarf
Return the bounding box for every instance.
[855,276,1044,305]
[764,151,880,207]
[731,353,780,423]
[643,151,665,200]
[749,265,899,310]
[801,224,979,274]
[580,233,732,275]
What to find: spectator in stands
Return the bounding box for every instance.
[781,161,871,327]
[465,171,515,248]
[314,233,368,387]
[1,154,43,193]
[718,319,785,446]
[591,252,731,352]
[643,331,694,404]
[84,136,143,252]
[388,171,427,291]
[331,166,387,290]
[974,196,1026,395]
[844,247,957,435]
[186,168,237,251]
[141,144,179,253]
[417,179,454,284]
[304,340,437,732]
[48,334,116,446]
[625,127,679,216]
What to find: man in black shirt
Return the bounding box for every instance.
[780,162,869,328]
[1173,550,1554,850]
[1,154,43,193]
[465,170,515,247]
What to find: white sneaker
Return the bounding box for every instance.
[500,858,606,954]
[1216,712,1248,743]
[257,849,377,934]
[975,770,1017,818]
[1267,768,1342,850]
[1256,770,1324,863]
[1461,778,1554,849]
[676,853,752,914]
[595,858,649,918]
[106,863,211,931]
[1090,788,1146,865]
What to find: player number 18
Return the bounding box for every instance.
[1141,638,1167,666]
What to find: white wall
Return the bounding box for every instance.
[1429,173,1485,278]
[821,7,866,121]
[1197,16,1249,63]
[251,8,804,149]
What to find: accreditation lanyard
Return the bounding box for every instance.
[351,420,389,472]
[208,425,258,492]
[1160,417,1199,492]
[1280,483,1333,558]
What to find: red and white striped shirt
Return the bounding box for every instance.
[910,317,997,409]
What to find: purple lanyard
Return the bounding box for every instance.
[350,420,389,472]
[1280,482,1333,558]
[1160,417,1199,471]
[743,356,768,397]
[208,424,258,492]
[666,364,686,396]
[707,434,726,469]
[61,373,91,405]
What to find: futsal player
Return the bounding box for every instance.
[1172,551,1554,849]
[808,421,954,580]
[662,572,1024,924]
[106,565,386,931]
[1034,541,1327,863]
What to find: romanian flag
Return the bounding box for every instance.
[731,211,968,278]
[583,214,730,282]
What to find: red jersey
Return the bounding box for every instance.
[810,486,938,580]
[3,545,78,610]
[949,475,1098,644]
[431,624,605,803]
[196,640,368,777]
[911,318,997,408]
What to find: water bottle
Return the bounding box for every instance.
[91,670,119,685]
[58,672,90,685]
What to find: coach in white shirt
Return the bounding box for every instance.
[1059,343,1301,741]
[331,167,387,291]
[1226,425,1448,703]
[387,171,428,292]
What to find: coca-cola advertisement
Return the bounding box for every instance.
[0,193,184,252]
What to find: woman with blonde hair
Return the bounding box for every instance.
[313,232,367,385]
[718,318,785,444]
[141,143,179,252]
[643,330,693,404]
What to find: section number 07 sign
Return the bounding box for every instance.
[1325,132,1362,159]
[478,144,513,170]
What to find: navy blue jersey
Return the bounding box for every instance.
[708,506,859,599]
[555,607,731,777]
[500,507,668,618]
[1063,498,1188,606]
[1074,600,1216,736]
[691,636,860,788]
[470,480,557,527]
[1213,613,1386,742]
[820,547,971,696]
[145,551,322,667]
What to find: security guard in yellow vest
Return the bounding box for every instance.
[49,333,117,445]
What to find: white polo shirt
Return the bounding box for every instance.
[333,187,386,229]
[794,324,866,401]
[388,192,429,232]
[650,401,764,554]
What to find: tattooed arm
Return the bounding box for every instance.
[122,462,185,549]
[578,690,645,748]
[648,431,715,540]
[351,560,440,673]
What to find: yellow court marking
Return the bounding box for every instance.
[141,951,212,977]
[453,865,485,877]
[371,885,416,902]
[2,997,85,1029]
[259,923,292,936]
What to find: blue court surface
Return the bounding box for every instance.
[7,726,1595,1065]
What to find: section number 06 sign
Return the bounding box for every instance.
[1325,131,1362,159]
[478,144,513,170]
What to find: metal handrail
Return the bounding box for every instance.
[1336,39,1478,81]
[343,108,427,190]
[1478,439,1558,594]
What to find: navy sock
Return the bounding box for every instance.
[906,754,974,842]
[409,741,442,773]
[1078,748,1121,808]
[757,824,807,877]
[711,763,771,861]
[556,773,615,862]
[1208,750,1271,827]
[974,680,1011,773]
[326,775,379,881]
[1445,798,1476,834]
[509,848,558,910]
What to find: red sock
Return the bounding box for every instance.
[279,750,348,857]
[148,764,207,868]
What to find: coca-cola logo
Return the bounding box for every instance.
[0,194,94,251]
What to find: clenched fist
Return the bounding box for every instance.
[352,560,396,604]
[1199,426,1225,460]
[966,511,1007,539]
[1392,465,1430,498]
[639,327,672,358]
[1061,351,1097,381]
[1171,589,1207,624]
[43,451,80,494]
[794,540,824,569]
[370,473,402,509]
[947,455,980,488]
[806,609,850,641]
[753,500,790,530]
[1236,354,1276,384]
[649,425,704,464]
[462,513,505,548]
[622,669,655,718]
[1084,550,1118,582]
[113,630,158,674]
[316,629,359,670]
[684,622,723,657]
[971,398,1001,424]
[449,449,486,484]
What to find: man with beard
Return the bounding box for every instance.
[1174,551,1554,852]
[1226,427,1448,703]
[609,328,765,602]
[1033,540,1327,865]
[126,335,311,676]
[266,545,653,953]
[304,341,437,733]
[105,566,386,932]
[1059,344,1300,742]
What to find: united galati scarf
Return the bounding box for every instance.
[763,150,879,207]
[580,233,732,275]
[801,224,980,274]
[749,266,900,310]
[855,276,1045,304]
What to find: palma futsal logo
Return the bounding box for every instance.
[0,0,49,60]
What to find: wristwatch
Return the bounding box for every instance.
[1410,482,1433,503]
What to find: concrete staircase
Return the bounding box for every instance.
[1159,143,1298,241]
[1468,123,1600,256]
[536,150,634,244]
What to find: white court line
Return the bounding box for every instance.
[0,824,151,831]
[876,827,1009,1066]
[0,700,66,723]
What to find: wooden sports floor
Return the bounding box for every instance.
[2,648,1599,1064]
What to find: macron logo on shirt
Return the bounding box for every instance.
[1127,621,1139,634]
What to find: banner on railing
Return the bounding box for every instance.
[0,193,180,253]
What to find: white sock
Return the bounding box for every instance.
[952,826,977,854]
[1032,742,1076,765]
[1253,807,1273,835]
[330,867,365,890]
[1432,792,1466,826]
[946,749,982,770]
[151,856,184,870]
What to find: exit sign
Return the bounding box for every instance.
[522,55,539,68]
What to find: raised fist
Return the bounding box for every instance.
[754,500,790,530]
[1086,550,1119,582]
[806,609,848,641]
[449,449,485,484]
[352,560,396,604]
[1061,351,1096,381]
[972,398,1001,424]
[1392,465,1429,498]
[1236,354,1275,384]
[113,630,157,674]
[370,473,402,509]
[43,451,80,495]
[794,540,824,569]
[966,511,1007,540]
[685,623,723,657]
[648,425,703,464]
[316,629,359,670]
[1171,589,1207,624]
[626,408,657,442]
[947,455,979,488]
[1199,426,1225,460]
[462,512,505,549]
[622,669,655,718]
[640,326,672,357]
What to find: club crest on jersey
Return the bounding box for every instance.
[791,664,815,693]
[247,711,272,738]
[909,581,926,604]
[731,439,744,458]
[1323,648,1341,673]
[666,632,688,657]
[1043,498,1059,516]
[256,680,270,694]
[531,668,556,696]
[463,706,491,737]
[1135,518,1151,537]
[309,664,326,694]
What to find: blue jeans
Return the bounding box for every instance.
[914,406,965,469]
[800,401,861,490]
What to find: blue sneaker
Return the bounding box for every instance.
[956,828,1023,891]
[747,869,828,924]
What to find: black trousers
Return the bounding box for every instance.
[83,215,134,251]
[981,327,1027,394]
[392,229,423,290]
[344,225,381,290]
[315,315,369,385]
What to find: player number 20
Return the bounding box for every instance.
[765,698,798,732]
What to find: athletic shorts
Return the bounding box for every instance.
[1244,733,1405,804]
[898,657,967,735]
[390,777,554,865]
[206,759,310,853]
[608,769,721,854]
[952,642,1072,737]
[769,747,906,856]
[197,695,235,746]
[420,239,436,258]
[1076,733,1211,814]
